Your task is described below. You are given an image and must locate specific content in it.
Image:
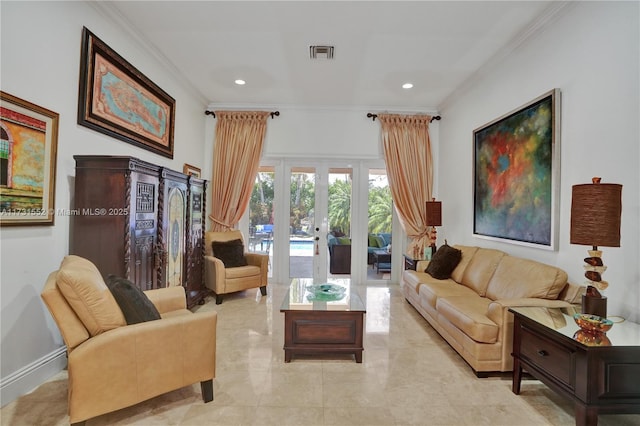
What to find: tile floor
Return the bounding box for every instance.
[2,282,639,425]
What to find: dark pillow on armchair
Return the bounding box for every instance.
[212,239,248,267]
[106,275,161,325]
[425,244,462,280]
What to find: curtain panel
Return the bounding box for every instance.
[209,111,270,232]
[378,114,434,257]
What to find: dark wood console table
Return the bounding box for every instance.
[510,307,640,426]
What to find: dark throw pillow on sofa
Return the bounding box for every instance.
[106,275,161,325]
[212,239,248,268]
[425,244,462,280]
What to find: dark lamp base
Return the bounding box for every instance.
[582,295,607,318]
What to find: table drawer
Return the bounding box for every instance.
[292,319,357,344]
[521,326,575,388]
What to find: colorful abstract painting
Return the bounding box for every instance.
[473,90,559,249]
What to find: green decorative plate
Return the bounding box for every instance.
[306,283,346,301]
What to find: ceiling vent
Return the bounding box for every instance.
[309,45,334,59]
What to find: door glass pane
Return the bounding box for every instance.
[368,168,393,279]
[328,168,352,277]
[249,166,274,278]
[290,168,315,278]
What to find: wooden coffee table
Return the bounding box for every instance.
[280,279,366,363]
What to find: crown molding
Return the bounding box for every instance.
[438,1,575,112]
[205,103,439,116]
[88,1,209,106]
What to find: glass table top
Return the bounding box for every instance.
[510,306,640,347]
[280,278,365,312]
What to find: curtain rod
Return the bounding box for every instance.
[205,110,280,119]
[366,113,441,123]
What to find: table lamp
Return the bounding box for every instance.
[570,177,622,318]
[426,198,442,256]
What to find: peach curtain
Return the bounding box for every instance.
[378,114,434,257]
[209,111,270,232]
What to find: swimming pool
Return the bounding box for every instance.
[260,239,315,256]
[289,240,314,251]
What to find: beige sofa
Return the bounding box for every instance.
[401,245,583,376]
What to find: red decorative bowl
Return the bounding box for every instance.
[573,313,613,333]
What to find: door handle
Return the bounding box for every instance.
[537,350,548,357]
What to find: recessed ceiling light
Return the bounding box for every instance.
[402,83,413,89]
[235,79,246,85]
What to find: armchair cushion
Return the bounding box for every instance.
[56,255,125,336]
[107,275,161,325]
[212,239,248,268]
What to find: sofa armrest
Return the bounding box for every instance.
[144,286,186,314]
[487,298,573,326]
[559,282,586,304]
[415,260,430,272]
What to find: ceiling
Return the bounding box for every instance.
[103,1,564,111]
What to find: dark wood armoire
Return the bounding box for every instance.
[71,155,208,308]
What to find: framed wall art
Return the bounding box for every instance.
[78,27,175,158]
[183,163,201,178]
[473,89,560,250]
[0,92,59,226]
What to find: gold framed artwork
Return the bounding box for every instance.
[183,163,201,178]
[78,27,175,158]
[0,92,59,226]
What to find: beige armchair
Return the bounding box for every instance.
[41,255,217,425]
[204,230,268,304]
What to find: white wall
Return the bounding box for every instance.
[438,2,639,321]
[0,1,207,404]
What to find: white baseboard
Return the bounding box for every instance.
[0,346,67,407]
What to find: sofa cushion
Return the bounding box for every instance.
[212,239,248,267]
[418,278,479,309]
[459,248,506,296]
[450,245,479,283]
[106,275,161,325]
[56,255,126,336]
[425,244,462,279]
[436,296,498,344]
[368,234,378,247]
[485,256,568,301]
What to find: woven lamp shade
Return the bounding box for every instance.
[570,181,622,247]
[425,200,442,227]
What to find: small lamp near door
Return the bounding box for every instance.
[570,177,622,319]
[426,198,442,257]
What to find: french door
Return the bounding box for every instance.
[284,161,354,282]
[244,159,397,284]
